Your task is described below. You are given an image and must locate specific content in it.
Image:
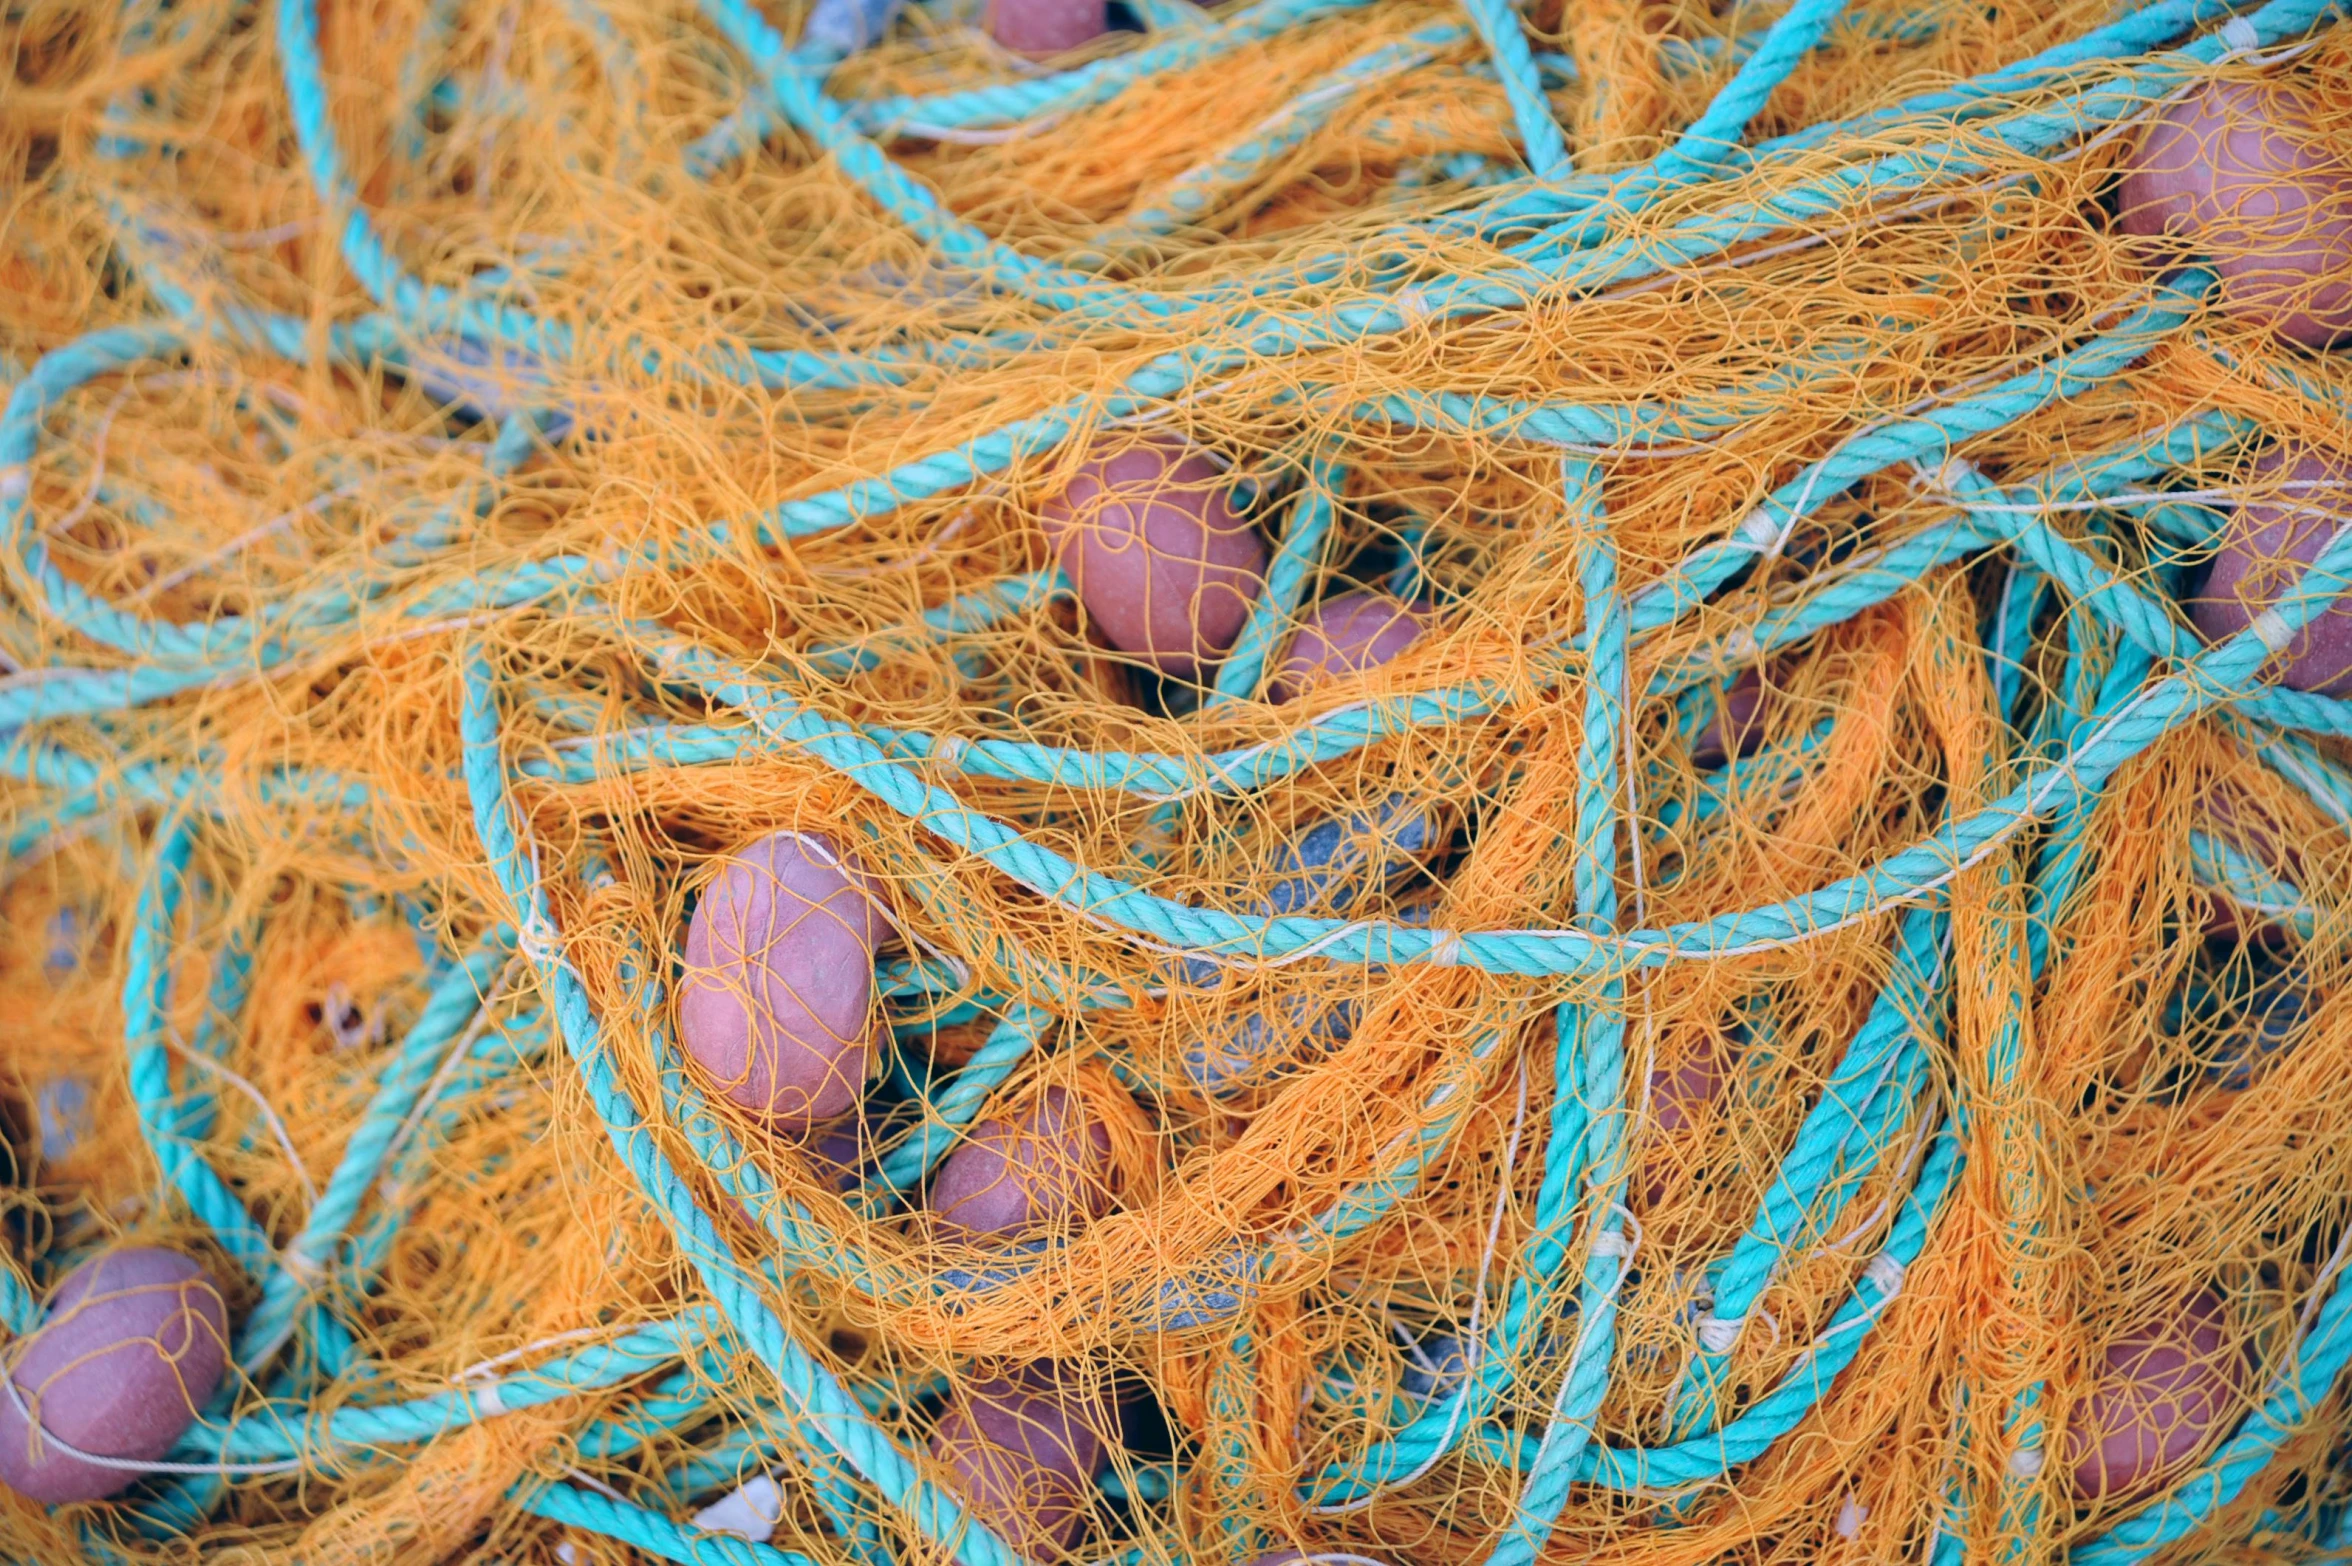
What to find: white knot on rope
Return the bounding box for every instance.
[932,732,969,770]
[1913,455,1983,494]
[2216,14,2260,54]
[1589,1229,1634,1262]
[1863,1250,1908,1301]
[515,913,564,965]
[2007,1444,2045,1480]
[276,1239,326,1285]
[2249,605,2298,655]
[1392,286,1434,325]
[470,1381,509,1417]
[0,464,28,502]
[1424,929,1465,967]
[1735,507,1782,550]
[1696,1311,1747,1355]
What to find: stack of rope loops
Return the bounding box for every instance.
[4,0,2352,1559]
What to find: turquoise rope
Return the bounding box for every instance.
[1479,458,1630,1566]
[1209,446,1342,706]
[232,935,512,1371]
[520,1479,819,1566]
[122,816,274,1279]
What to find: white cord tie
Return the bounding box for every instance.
[1696,1311,1747,1355]
[2249,606,2298,654]
[2217,14,2260,53]
[515,913,564,965]
[1913,455,1982,494]
[2007,1444,2045,1479]
[1863,1250,1907,1300]
[1425,929,1464,967]
[1736,507,1781,549]
[0,465,28,501]
[471,1381,508,1417]
[1589,1230,1634,1261]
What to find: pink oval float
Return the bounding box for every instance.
[0,1247,229,1504]
[2063,1287,2247,1503]
[1692,668,1770,768]
[680,832,894,1129]
[2119,79,2352,348]
[986,0,1107,55]
[2192,442,2352,694]
[1638,1034,1732,1208]
[1268,591,1428,703]
[1040,439,1267,679]
[930,1363,1109,1556]
[931,1085,1114,1241]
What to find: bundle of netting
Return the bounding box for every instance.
[4,0,2352,1558]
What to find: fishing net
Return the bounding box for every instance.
[2,0,2352,1559]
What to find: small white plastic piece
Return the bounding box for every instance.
[694,1473,786,1543]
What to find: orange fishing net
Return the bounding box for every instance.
[3,0,2352,1561]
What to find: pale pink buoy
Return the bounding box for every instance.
[1692,667,1770,768]
[2118,79,2352,348]
[1040,439,1267,679]
[930,1363,1110,1556]
[0,1247,229,1504]
[2195,784,2303,944]
[2192,442,2352,694]
[680,833,894,1130]
[986,0,1107,54]
[1637,1034,1733,1208]
[2064,1287,2247,1502]
[931,1086,1115,1241]
[1267,591,1429,703]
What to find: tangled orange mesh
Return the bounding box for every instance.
[2,0,2352,1560]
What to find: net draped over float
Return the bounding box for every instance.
[1,0,2351,1559]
